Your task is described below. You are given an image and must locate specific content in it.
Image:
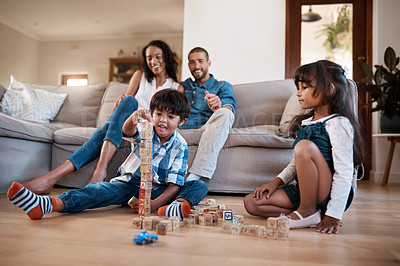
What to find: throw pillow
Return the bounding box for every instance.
[278,92,306,137]
[0,84,5,112]
[0,75,68,123]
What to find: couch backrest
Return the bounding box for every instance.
[96,82,129,127]
[232,79,297,128]
[27,82,106,127]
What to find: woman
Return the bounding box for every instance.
[24,40,183,194]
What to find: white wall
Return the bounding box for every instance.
[182,0,285,85]
[0,23,39,86]
[38,35,183,85]
[370,0,400,184]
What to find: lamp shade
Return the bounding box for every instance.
[302,6,322,22]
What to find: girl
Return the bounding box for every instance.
[244,60,364,234]
[23,40,184,194]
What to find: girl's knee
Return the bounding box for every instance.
[243,194,257,214]
[294,140,319,159]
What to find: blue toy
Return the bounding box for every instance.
[133,230,159,245]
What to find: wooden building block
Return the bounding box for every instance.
[257,225,267,238]
[139,148,152,158]
[140,163,152,173]
[142,217,153,230]
[223,211,233,221]
[156,223,167,235]
[183,218,195,228]
[140,156,153,164]
[232,215,244,224]
[231,224,240,234]
[277,216,290,231]
[266,228,277,240]
[199,215,205,226]
[169,217,180,229]
[160,220,173,231]
[277,229,289,241]
[140,139,152,148]
[267,217,278,229]
[222,222,232,233]
[132,217,142,229]
[128,196,138,208]
[246,225,258,237]
[142,173,153,182]
[239,224,248,235]
[218,204,226,209]
[206,199,217,205]
[204,214,213,226]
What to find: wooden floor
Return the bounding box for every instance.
[0,180,399,266]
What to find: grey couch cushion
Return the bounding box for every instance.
[0,112,76,143]
[96,82,128,127]
[27,83,106,127]
[232,79,296,128]
[54,126,131,149]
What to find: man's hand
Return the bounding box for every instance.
[316,215,341,234]
[204,91,222,111]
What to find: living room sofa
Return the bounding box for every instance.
[0,79,302,194]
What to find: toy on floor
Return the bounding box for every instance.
[133,230,158,245]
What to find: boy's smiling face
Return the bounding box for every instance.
[152,108,185,145]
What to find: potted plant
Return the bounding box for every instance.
[359,46,400,133]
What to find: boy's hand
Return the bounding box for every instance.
[316,215,341,234]
[204,91,221,112]
[131,109,152,125]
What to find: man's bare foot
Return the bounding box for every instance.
[22,177,54,195]
[87,167,107,183]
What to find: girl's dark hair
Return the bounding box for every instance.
[289,60,365,166]
[141,40,178,83]
[149,89,190,122]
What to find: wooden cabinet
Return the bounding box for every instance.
[109,57,143,83]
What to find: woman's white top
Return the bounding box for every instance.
[277,114,355,220]
[135,73,180,110]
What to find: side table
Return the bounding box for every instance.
[373,134,400,186]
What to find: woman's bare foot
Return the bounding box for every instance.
[22,160,75,195]
[22,176,55,195]
[87,167,107,183]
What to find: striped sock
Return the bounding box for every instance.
[158,199,191,220]
[7,182,56,220]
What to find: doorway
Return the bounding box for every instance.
[285,0,372,178]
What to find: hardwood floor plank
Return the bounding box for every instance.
[0,181,399,265]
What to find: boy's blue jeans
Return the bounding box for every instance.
[68,96,138,170]
[58,179,208,213]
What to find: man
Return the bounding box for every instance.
[180,47,236,181]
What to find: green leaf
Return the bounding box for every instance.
[359,61,374,81]
[384,47,396,72]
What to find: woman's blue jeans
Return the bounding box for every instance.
[58,179,208,213]
[68,96,138,170]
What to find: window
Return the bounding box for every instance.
[61,74,88,86]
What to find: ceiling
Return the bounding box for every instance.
[0,0,184,41]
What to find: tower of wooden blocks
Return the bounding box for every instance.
[138,120,153,217]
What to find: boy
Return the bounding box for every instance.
[8,89,207,220]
